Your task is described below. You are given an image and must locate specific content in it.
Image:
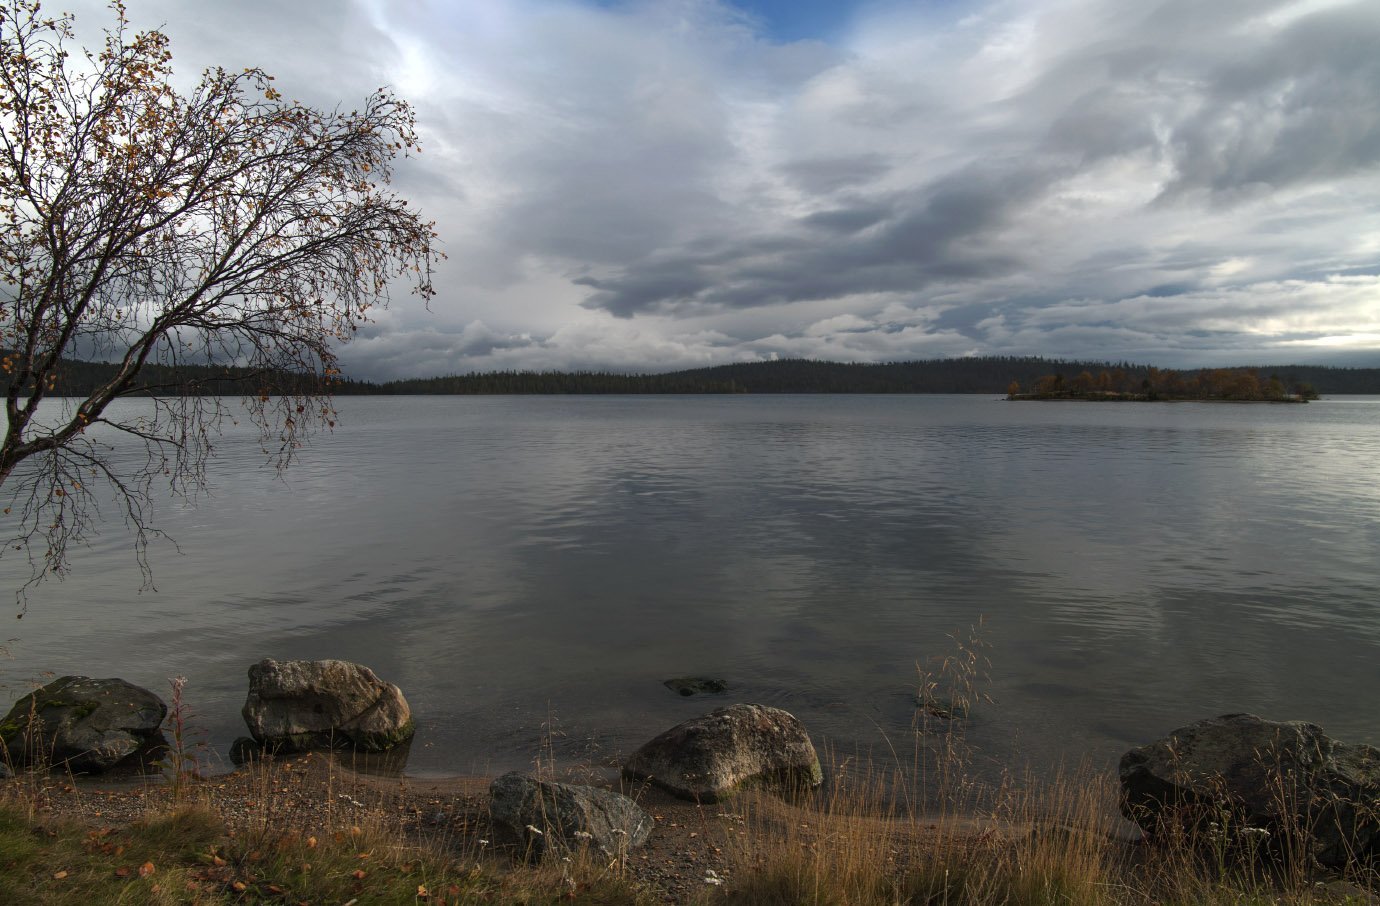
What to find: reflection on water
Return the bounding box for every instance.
[3,395,1379,780]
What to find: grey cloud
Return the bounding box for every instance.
[344,321,544,379]
[780,154,893,193]
[1137,0,1285,36]
[568,0,1380,359]
[81,0,399,104]
[50,0,1380,375]
[1042,85,1163,163]
[972,274,1380,365]
[573,268,715,317]
[1158,3,1380,200]
[801,204,893,233]
[581,158,1061,316]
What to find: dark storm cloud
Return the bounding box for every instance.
[579,160,1064,316]
[801,204,894,234]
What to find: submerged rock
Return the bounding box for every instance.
[663,677,728,697]
[489,771,653,860]
[916,694,969,720]
[229,736,265,766]
[0,676,166,773]
[1120,713,1380,869]
[241,658,414,753]
[623,703,823,802]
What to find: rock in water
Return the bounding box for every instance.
[489,771,653,860]
[0,676,166,773]
[1120,713,1380,869]
[242,658,414,753]
[623,703,823,802]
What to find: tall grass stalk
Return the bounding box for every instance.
[161,675,209,803]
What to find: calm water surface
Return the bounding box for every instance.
[4,395,1379,780]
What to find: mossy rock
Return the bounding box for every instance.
[354,717,416,752]
[0,676,166,773]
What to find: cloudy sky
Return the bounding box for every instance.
[67,0,1380,378]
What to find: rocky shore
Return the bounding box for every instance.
[0,661,832,901]
[4,661,1379,903]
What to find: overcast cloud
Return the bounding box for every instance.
[63,0,1380,377]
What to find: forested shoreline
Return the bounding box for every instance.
[21,354,1380,397]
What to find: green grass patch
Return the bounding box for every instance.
[0,800,656,905]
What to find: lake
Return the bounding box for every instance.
[3,394,1379,782]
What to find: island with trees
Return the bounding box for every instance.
[1007,367,1320,402]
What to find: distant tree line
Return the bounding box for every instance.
[361,358,1379,395]
[19,354,1380,397]
[4,355,364,398]
[361,370,746,394]
[356,357,1155,395]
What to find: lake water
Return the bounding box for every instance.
[3,394,1379,782]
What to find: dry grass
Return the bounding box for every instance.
[0,751,660,905]
[703,749,1378,906]
[699,624,1378,906]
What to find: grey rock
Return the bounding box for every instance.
[242,658,414,753]
[663,677,728,697]
[623,703,823,802]
[1120,713,1380,870]
[0,760,12,780]
[1319,879,1378,904]
[0,676,166,773]
[489,771,653,860]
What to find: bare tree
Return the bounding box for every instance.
[0,0,439,596]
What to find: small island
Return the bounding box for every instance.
[1008,367,1319,402]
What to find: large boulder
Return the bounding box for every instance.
[0,676,166,773]
[623,703,823,802]
[1120,713,1380,869]
[242,659,413,753]
[489,771,653,860]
